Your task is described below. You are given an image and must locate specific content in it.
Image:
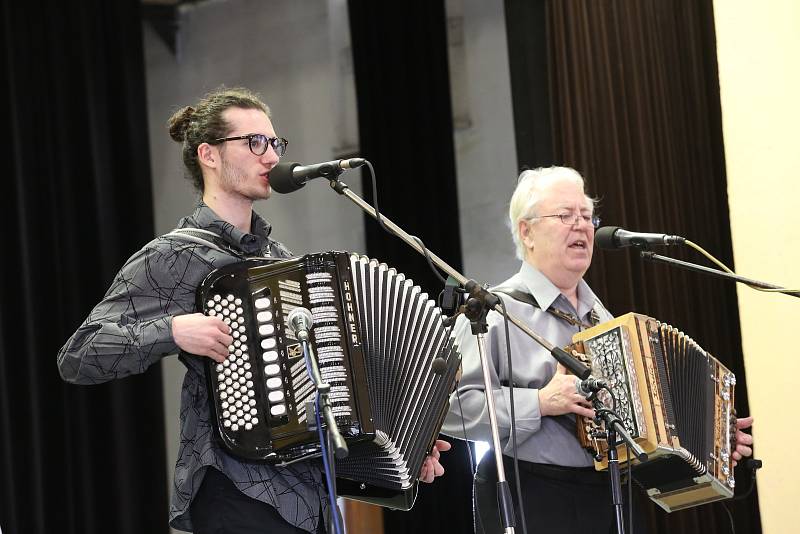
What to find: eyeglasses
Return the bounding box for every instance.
[212,134,288,157]
[531,213,601,229]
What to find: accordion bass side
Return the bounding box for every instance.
[567,313,737,512]
[196,251,461,510]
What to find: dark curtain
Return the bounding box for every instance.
[347,2,471,533]
[544,0,761,532]
[0,2,168,534]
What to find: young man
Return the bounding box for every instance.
[57,87,447,534]
[442,166,754,533]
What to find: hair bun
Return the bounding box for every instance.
[167,106,196,142]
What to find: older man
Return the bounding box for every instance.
[442,166,754,534]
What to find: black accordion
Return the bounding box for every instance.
[196,251,461,509]
[568,313,737,512]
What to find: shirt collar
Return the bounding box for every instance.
[178,201,273,255]
[516,261,600,319]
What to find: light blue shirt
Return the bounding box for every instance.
[441,262,613,467]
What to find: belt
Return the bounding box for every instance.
[511,459,609,486]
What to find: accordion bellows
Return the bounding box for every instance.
[197,251,461,509]
[569,313,737,512]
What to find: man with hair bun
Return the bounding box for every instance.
[57,87,447,534]
[442,166,754,533]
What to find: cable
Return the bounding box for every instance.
[365,161,448,285]
[496,296,528,534]
[685,239,799,294]
[315,393,344,534]
[721,501,736,534]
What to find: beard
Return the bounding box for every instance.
[219,157,271,200]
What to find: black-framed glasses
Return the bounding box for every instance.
[531,213,601,229]
[212,134,288,157]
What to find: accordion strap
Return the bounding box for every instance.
[491,285,596,330]
[164,228,247,259]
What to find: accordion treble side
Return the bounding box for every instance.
[195,251,461,510]
[568,312,737,512]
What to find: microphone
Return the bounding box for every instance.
[575,376,607,397]
[270,158,367,193]
[595,226,685,250]
[287,307,314,341]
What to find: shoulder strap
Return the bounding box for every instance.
[164,228,246,259]
[490,285,541,309]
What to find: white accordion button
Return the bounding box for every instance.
[268,390,285,403]
[213,294,222,302]
[262,351,278,363]
[245,422,253,430]
[260,338,276,350]
[256,311,273,322]
[266,377,282,389]
[258,324,275,336]
[270,404,287,416]
[255,297,270,309]
[251,417,259,425]
[264,364,280,376]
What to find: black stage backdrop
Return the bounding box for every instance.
[542,0,761,533]
[0,2,168,534]
[347,2,472,534]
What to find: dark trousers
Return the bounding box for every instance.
[474,455,647,534]
[190,467,326,534]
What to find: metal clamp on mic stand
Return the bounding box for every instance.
[288,307,348,534]
[578,380,648,534]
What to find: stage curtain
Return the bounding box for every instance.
[546,1,761,532]
[0,2,168,533]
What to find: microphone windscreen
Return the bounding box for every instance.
[594,226,621,250]
[269,162,305,194]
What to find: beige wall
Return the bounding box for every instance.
[714,1,800,532]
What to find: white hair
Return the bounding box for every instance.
[508,166,596,260]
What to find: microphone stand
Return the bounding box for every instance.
[324,175,591,533]
[298,333,348,534]
[326,178,592,379]
[586,392,648,534]
[640,251,800,299]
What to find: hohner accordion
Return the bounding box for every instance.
[196,251,461,509]
[568,313,737,512]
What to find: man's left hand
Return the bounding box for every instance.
[419,439,451,483]
[733,416,754,467]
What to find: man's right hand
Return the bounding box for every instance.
[172,313,232,363]
[538,363,595,419]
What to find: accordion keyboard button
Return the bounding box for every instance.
[263,351,278,363]
[255,297,271,310]
[266,377,282,389]
[261,338,276,350]
[258,324,275,336]
[270,404,287,416]
[264,364,280,376]
[268,390,284,403]
[257,311,273,322]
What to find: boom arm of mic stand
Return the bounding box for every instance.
[641,251,799,299]
[327,178,591,378]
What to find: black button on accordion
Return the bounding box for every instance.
[196,251,461,509]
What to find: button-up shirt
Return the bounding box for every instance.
[57,202,327,533]
[441,261,613,467]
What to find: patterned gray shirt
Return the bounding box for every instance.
[57,202,327,533]
[441,261,613,467]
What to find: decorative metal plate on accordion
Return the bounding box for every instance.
[196,251,461,509]
[568,313,737,512]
